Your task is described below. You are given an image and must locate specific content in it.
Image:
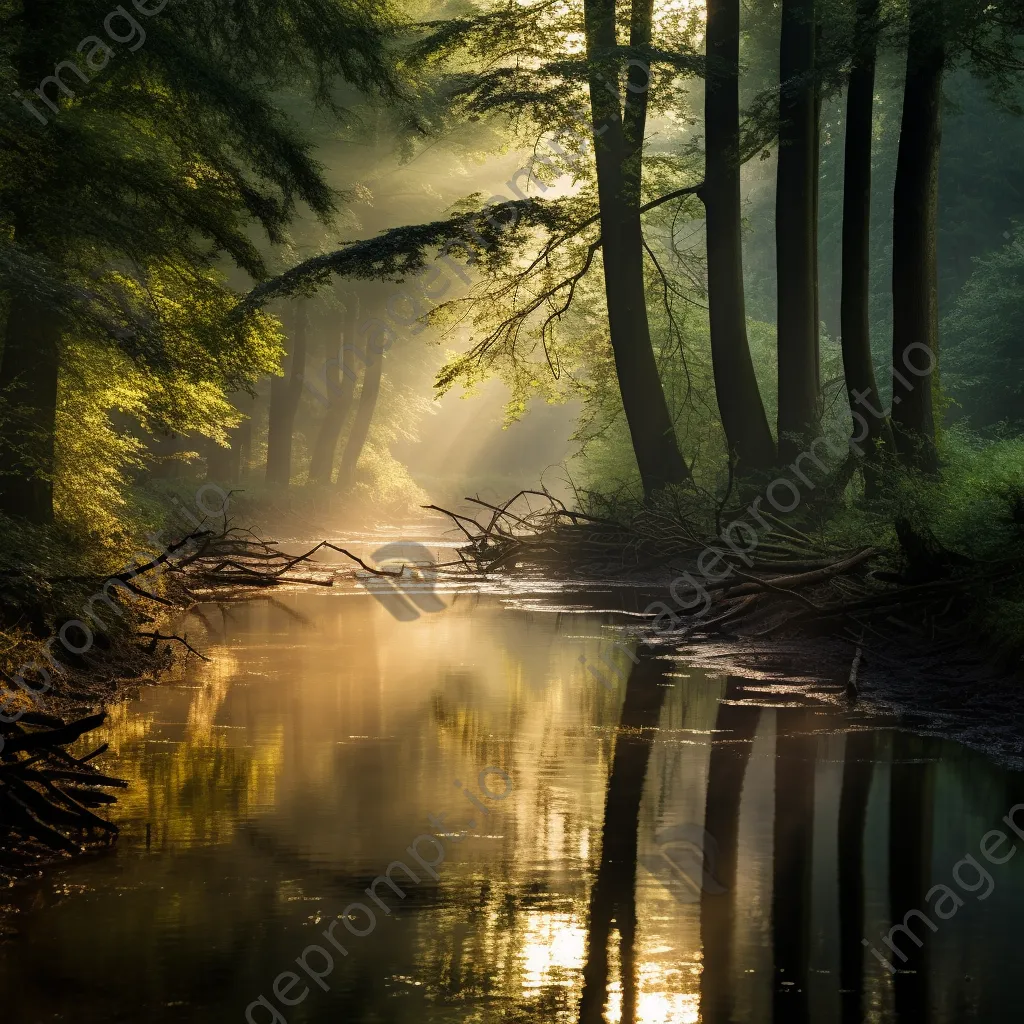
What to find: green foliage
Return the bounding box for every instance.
[54,271,283,538]
[943,226,1024,433]
[0,0,401,536]
[823,426,1024,650]
[909,429,1024,561]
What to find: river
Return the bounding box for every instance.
[1,578,1022,1022]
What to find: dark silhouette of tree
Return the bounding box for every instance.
[776,0,821,462]
[308,294,360,485]
[840,0,894,492]
[704,0,776,474]
[266,301,308,487]
[583,0,692,495]
[578,652,670,1023]
[891,0,944,471]
[336,302,384,491]
[699,678,761,1022]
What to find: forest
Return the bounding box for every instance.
[2,0,1024,1021]
[1,0,1022,614]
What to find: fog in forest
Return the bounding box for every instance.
[3,2,1024,1021]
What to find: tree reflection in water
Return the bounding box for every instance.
[578,652,671,1024]
[699,677,761,1023]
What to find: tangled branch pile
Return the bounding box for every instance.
[431,490,1024,670]
[0,521,387,883]
[160,523,397,599]
[162,526,339,596]
[0,709,123,883]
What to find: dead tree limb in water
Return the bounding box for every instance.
[426,491,1023,653]
[0,709,124,881]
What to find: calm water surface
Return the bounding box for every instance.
[2,589,1023,1023]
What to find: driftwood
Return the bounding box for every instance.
[154,523,407,599]
[428,490,1023,655]
[1,520,398,883]
[0,711,123,881]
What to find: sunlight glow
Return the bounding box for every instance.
[519,912,588,990]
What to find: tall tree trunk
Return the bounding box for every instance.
[837,730,875,1024]
[812,21,822,382]
[308,295,360,485]
[891,0,943,472]
[578,653,669,1023]
[583,0,691,497]
[776,0,821,463]
[698,679,761,1023]
[841,0,894,494]
[0,1,62,524]
[336,316,383,491]
[772,707,816,1024]
[235,392,254,483]
[265,300,308,487]
[703,0,776,473]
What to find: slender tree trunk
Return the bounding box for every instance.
[265,300,308,487]
[308,295,360,485]
[584,0,691,497]
[703,0,776,473]
[776,0,820,463]
[236,392,254,482]
[578,654,669,1023]
[336,316,383,491]
[891,0,943,472]
[698,679,761,1023]
[841,0,894,495]
[812,22,822,381]
[0,2,62,524]
[837,730,875,1024]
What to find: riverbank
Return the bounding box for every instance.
[428,486,1024,766]
[3,483,1022,888]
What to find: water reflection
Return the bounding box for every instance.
[0,592,1022,1023]
[578,653,671,1024]
[838,730,875,1024]
[700,678,760,1023]
[889,732,934,1024]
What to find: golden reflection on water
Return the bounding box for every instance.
[91,592,717,1021]
[91,650,284,848]
[2,591,1023,1023]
